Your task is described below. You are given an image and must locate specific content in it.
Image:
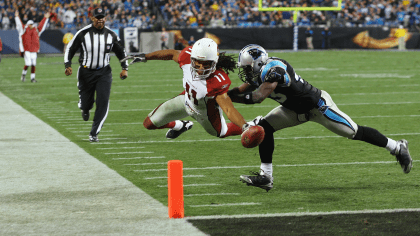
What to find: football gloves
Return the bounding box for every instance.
[120,53,147,64]
[265,67,284,83]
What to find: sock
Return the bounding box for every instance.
[31,73,35,80]
[260,163,273,177]
[172,120,183,131]
[221,123,242,138]
[31,66,36,73]
[143,116,176,130]
[353,125,388,147]
[258,119,275,164]
[22,69,28,75]
[386,138,398,153]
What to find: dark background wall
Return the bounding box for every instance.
[1,27,419,54]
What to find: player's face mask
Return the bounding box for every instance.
[237,44,268,86]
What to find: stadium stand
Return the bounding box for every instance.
[0,0,419,32]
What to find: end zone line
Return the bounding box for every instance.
[133,160,419,172]
[186,208,420,220]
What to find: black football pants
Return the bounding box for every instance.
[77,66,112,137]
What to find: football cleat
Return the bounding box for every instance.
[89,135,99,142]
[21,74,26,82]
[248,115,263,126]
[166,120,193,139]
[391,139,412,174]
[31,78,37,83]
[240,169,273,192]
[82,110,90,121]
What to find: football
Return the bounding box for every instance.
[241,125,265,148]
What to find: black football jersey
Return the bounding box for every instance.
[260,57,321,113]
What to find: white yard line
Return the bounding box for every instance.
[186,208,420,220]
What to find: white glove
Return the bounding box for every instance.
[120,53,147,64]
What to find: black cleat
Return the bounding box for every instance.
[240,170,273,192]
[21,74,26,82]
[82,110,90,121]
[31,78,37,83]
[166,120,193,139]
[392,139,413,174]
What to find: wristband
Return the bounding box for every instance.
[243,92,255,104]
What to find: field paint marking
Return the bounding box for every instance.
[112,132,420,145]
[104,151,153,155]
[134,160,419,172]
[97,147,145,150]
[185,193,240,197]
[124,163,166,166]
[186,208,420,220]
[340,74,413,78]
[189,203,262,208]
[337,91,420,96]
[70,130,113,133]
[144,175,205,179]
[112,156,166,160]
[158,184,220,187]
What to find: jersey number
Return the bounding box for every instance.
[185,83,198,105]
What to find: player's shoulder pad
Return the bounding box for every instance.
[260,58,287,82]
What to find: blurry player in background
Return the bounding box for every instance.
[228,44,413,191]
[15,10,50,83]
[122,38,252,139]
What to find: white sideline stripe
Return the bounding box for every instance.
[97,147,145,150]
[189,203,262,208]
[105,151,153,155]
[113,156,166,160]
[144,175,205,179]
[87,138,127,141]
[124,163,167,166]
[113,132,420,145]
[157,184,220,187]
[134,160,420,172]
[185,193,240,197]
[186,208,420,220]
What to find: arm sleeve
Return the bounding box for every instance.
[64,31,83,68]
[111,33,128,69]
[15,16,24,35]
[37,17,49,36]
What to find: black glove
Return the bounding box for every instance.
[227,88,240,98]
[266,68,284,83]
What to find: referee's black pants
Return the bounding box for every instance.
[77,66,112,137]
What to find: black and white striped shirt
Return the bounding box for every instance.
[64,24,128,70]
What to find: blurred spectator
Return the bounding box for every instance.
[174,37,184,50]
[305,26,314,50]
[321,27,332,49]
[161,27,169,49]
[188,35,195,46]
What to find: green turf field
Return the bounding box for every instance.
[1,51,419,235]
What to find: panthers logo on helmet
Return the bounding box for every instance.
[248,48,265,60]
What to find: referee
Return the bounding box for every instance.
[64,8,129,142]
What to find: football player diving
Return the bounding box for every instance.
[121,38,253,140]
[227,44,413,192]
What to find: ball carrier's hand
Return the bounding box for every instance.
[65,67,72,76]
[120,53,147,64]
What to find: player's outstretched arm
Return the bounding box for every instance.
[216,93,247,129]
[120,49,181,64]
